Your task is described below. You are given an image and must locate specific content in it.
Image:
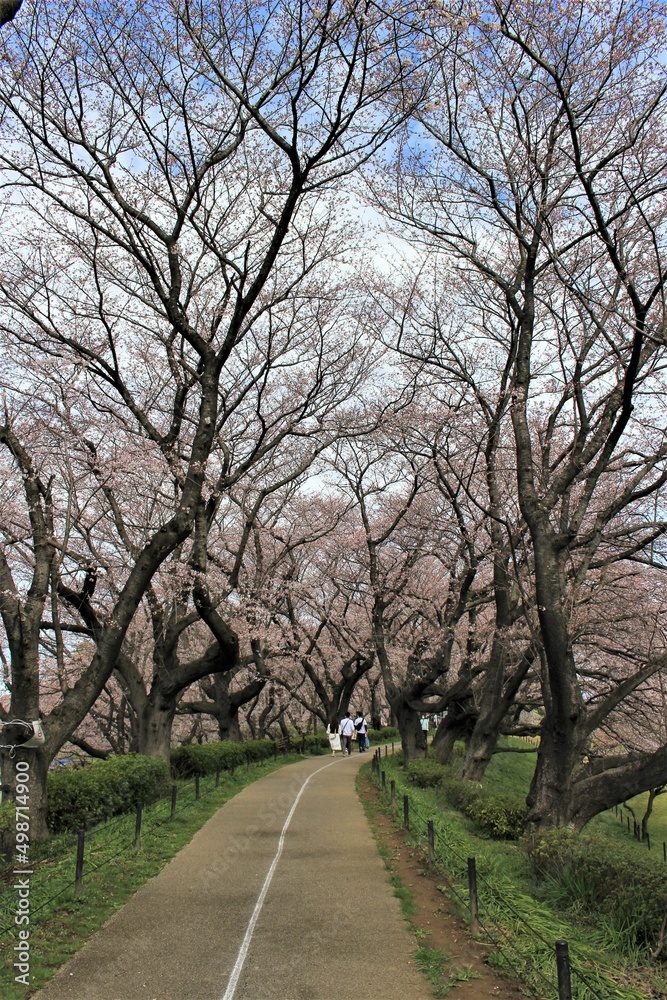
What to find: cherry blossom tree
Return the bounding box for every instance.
[0,0,425,834]
[371,0,667,827]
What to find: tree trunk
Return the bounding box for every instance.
[217,708,242,742]
[458,720,500,780]
[432,701,475,765]
[641,787,664,840]
[394,700,427,762]
[135,695,177,760]
[1,745,50,845]
[526,722,585,831]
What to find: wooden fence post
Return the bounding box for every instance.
[555,940,572,1000]
[75,828,85,894]
[467,857,479,934]
[134,801,143,849]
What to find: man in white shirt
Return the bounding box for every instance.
[354,712,368,752]
[339,713,355,756]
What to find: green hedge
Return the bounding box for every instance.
[170,738,277,778]
[47,754,170,833]
[298,733,329,753]
[367,726,398,743]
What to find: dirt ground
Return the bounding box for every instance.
[357,768,530,1000]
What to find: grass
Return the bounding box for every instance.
[415,947,480,998]
[483,739,667,862]
[389,869,417,918]
[366,749,667,1000]
[0,753,306,998]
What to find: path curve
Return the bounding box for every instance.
[37,754,432,1000]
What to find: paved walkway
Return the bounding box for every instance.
[37,754,432,1000]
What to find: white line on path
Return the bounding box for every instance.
[221,757,341,1000]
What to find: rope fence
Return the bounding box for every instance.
[0,741,311,941]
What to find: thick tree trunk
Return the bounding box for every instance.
[458,648,533,781]
[394,700,427,762]
[135,695,177,760]
[432,702,475,765]
[217,708,242,742]
[1,746,50,845]
[523,538,586,831]
[458,721,501,780]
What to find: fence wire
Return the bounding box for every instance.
[0,748,298,940]
[372,753,607,1000]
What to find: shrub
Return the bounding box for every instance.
[440,773,527,840]
[170,739,275,778]
[406,759,448,788]
[47,754,170,833]
[526,831,667,954]
[366,726,399,744]
[297,733,329,753]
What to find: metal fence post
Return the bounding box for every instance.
[467,856,479,934]
[391,741,395,755]
[427,820,435,867]
[555,940,572,1000]
[134,801,143,849]
[403,794,409,831]
[75,828,85,894]
[170,784,177,819]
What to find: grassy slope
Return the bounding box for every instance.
[483,742,666,855]
[373,743,667,1000]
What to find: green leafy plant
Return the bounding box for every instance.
[47,754,170,833]
[406,759,448,788]
[170,738,276,778]
[439,773,527,840]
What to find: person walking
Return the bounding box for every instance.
[339,713,355,756]
[354,711,368,752]
[326,719,342,756]
[420,714,429,750]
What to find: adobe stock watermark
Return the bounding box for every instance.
[13,758,32,987]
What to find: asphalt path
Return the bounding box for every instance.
[37,753,432,1000]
